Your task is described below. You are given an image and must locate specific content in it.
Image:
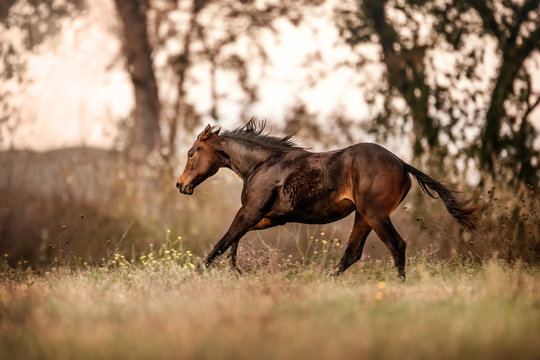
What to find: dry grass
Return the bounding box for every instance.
[1,255,539,360]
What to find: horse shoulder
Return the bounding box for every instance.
[240,160,286,205]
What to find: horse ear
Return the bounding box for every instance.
[213,127,221,136]
[198,124,213,141]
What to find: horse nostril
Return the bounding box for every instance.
[176,182,181,189]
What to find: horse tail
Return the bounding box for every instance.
[401,161,477,230]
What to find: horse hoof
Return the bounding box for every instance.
[328,269,341,278]
[232,267,242,275]
[194,263,204,275]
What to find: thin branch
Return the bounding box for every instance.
[523,94,540,121]
[462,0,504,40]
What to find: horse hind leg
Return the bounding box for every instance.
[365,214,407,279]
[329,212,372,277]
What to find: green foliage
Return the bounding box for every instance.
[335,0,540,184]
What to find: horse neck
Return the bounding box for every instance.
[216,136,281,179]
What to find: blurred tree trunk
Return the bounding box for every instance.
[481,41,536,183]
[361,0,438,158]
[340,0,539,185]
[114,0,160,161]
[467,0,540,184]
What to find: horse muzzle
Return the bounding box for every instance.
[176,182,194,195]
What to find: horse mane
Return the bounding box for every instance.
[223,118,300,149]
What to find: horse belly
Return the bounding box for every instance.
[286,198,355,224]
[276,169,355,223]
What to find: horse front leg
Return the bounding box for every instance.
[197,206,263,272]
[225,217,284,274]
[227,241,241,274]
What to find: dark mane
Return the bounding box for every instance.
[223,118,300,150]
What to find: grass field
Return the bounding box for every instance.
[1,253,539,360]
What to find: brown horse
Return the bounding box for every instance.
[176,120,476,279]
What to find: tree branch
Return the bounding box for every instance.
[462,0,504,40]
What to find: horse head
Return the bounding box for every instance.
[176,124,222,195]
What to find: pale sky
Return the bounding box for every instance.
[8,0,373,152]
[3,0,539,155]
[12,0,133,150]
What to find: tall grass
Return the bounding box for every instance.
[1,148,538,266]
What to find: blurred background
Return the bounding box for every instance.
[0,0,538,266]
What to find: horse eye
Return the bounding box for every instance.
[188,153,193,157]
